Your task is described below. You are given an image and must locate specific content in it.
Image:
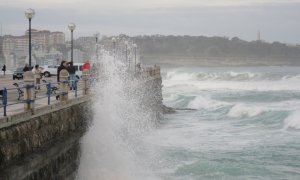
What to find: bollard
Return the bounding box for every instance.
[47,82,51,105]
[2,88,7,116]
[82,69,90,95]
[59,69,69,101]
[23,71,35,111]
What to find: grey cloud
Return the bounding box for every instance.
[1,3,300,44]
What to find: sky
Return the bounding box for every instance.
[0,0,300,44]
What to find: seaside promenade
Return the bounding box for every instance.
[0,74,88,118]
[0,65,163,180]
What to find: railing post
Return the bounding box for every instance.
[82,69,90,95]
[23,71,35,111]
[47,82,51,105]
[2,88,7,116]
[59,69,69,101]
[75,80,78,98]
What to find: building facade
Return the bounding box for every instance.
[1,30,65,69]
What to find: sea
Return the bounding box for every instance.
[77,58,300,180]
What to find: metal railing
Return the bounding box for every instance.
[0,77,96,117]
[0,65,160,117]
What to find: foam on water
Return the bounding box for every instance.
[227,104,269,118]
[283,110,300,130]
[164,67,300,82]
[187,96,229,110]
[160,66,300,179]
[77,53,158,180]
[76,65,300,180]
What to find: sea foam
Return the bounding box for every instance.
[227,104,268,118]
[283,110,300,130]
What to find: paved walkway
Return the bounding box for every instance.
[0,75,90,118]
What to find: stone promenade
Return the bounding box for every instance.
[0,74,88,118]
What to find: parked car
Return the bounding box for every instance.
[42,65,59,77]
[42,63,84,79]
[73,63,84,79]
[13,67,24,80]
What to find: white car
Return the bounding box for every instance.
[42,65,59,77]
[42,63,84,78]
[73,63,84,79]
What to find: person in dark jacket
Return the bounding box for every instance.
[67,61,76,90]
[57,61,67,82]
[2,64,6,76]
[23,64,30,72]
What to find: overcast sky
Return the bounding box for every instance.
[0,0,300,44]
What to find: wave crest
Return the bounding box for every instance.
[227,104,268,118]
[164,70,300,81]
[283,110,300,130]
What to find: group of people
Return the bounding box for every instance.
[57,61,76,90]
[57,60,91,90]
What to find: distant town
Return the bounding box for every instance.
[1,30,300,69]
[0,29,98,70]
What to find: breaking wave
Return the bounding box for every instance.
[163,69,300,82]
[283,110,300,130]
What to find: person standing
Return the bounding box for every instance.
[32,64,42,90]
[56,61,68,100]
[57,61,67,82]
[67,61,76,90]
[2,64,6,76]
[23,64,30,72]
[82,60,90,72]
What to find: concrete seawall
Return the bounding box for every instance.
[0,65,163,180]
[0,96,92,180]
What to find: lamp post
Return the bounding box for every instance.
[25,8,35,67]
[133,44,137,72]
[68,23,76,63]
[112,37,116,55]
[125,41,128,65]
[94,32,99,61]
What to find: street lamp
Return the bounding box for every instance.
[133,44,137,72]
[25,8,35,67]
[94,32,99,61]
[112,37,116,55]
[68,23,76,63]
[125,41,128,65]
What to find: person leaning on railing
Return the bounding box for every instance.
[57,61,67,82]
[32,64,42,90]
[56,61,68,100]
[67,61,76,90]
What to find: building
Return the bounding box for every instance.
[74,36,95,60]
[2,30,65,69]
[68,49,84,63]
[49,32,65,46]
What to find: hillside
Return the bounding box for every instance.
[131,35,300,66]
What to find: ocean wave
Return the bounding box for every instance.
[163,70,300,82]
[283,110,300,130]
[163,80,300,91]
[227,104,269,118]
[187,96,229,110]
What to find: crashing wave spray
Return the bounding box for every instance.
[76,52,159,180]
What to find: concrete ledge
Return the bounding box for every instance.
[0,95,92,129]
[0,117,8,124]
